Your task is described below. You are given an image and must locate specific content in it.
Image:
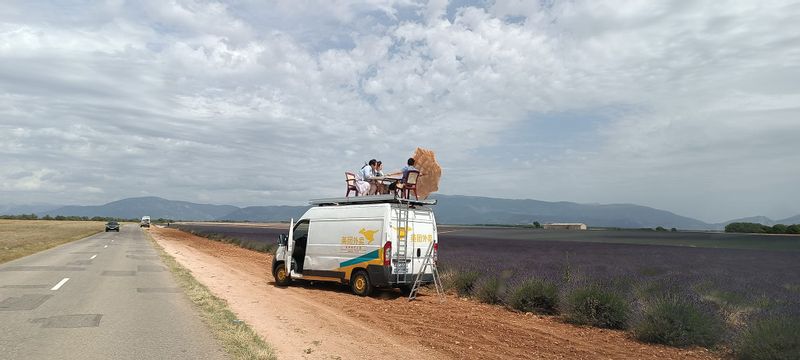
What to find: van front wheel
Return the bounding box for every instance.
[273,263,291,287]
[350,270,372,296]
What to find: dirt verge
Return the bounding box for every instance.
[151,227,718,360]
[146,230,276,359]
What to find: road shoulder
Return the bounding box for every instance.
[146,228,276,360]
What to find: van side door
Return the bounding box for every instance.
[291,220,310,273]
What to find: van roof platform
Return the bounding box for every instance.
[309,194,437,207]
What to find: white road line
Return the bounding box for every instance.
[104,245,108,248]
[90,254,97,260]
[51,278,70,291]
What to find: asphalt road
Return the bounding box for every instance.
[0,224,226,360]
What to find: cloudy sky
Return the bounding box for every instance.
[1,0,798,223]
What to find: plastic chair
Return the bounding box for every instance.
[402,170,420,200]
[345,172,359,197]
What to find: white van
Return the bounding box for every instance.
[272,195,438,296]
[140,216,151,228]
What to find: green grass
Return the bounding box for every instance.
[633,295,724,348]
[147,233,276,360]
[443,269,482,297]
[734,316,800,360]
[783,283,800,294]
[638,266,666,277]
[507,278,559,315]
[563,285,630,329]
[475,276,505,305]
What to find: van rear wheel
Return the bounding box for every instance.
[350,270,372,296]
[273,263,291,287]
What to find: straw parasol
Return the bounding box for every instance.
[410,147,442,200]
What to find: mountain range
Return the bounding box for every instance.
[41,197,239,221]
[2,195,798,230]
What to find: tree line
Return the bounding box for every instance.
[0,214,173,223]
[725,222,800,234]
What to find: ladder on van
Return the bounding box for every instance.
[394,200,410,281]
[408,241,444,302]
[394,198,444,302]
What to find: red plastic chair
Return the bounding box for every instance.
[345,172,359,197]
[401,170,420,200]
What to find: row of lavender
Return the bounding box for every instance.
[439,234,800,305]
[437,232,800,357]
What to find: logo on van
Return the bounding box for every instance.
[340,228,380,246]
[397,226,409,239]
[395,226,432,243]
[411,234,434,243]
[359,228,378,244]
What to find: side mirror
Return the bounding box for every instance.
[278,234,288,246]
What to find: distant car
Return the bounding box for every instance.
[140,216,151,228]
[105,221,120,232]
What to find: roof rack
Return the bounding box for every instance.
[309,194,437,207]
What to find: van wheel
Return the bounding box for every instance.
[273,263,291,287]
[350,270,372,296]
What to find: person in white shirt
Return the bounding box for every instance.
[355,159,377,195]
[373,161,389,194]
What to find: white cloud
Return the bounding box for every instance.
[0,168,64,191]
[0,0,798,222]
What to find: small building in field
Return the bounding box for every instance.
[543,223,587,230]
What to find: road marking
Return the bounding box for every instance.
[104,245,108,248]
[90,254,97,260]
[50,278,70,291]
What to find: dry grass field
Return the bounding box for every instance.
[0,220,104,264]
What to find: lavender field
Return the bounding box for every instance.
[437,228,800,355]
[174,223,800,353]
[439,230,800,305]
[176,223,800,309]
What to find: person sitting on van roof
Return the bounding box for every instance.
[373,161,390,194]
[355,159,377,195]
[388,158,420,192]
[401,158,417,182]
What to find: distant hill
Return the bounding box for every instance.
[17,195,797,230]
[45,197,238,221]
[215,195,714,228]
[430,195,712,229]
[0,204,62,216]
[777,214,800,224]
